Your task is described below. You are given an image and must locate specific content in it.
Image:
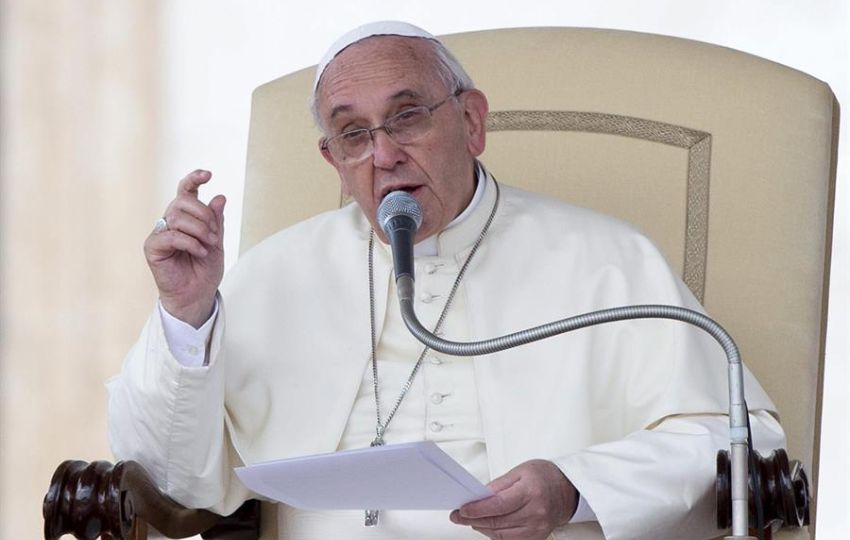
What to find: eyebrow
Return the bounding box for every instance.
[328,89,426,122]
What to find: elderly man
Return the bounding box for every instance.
[108,22,783,540]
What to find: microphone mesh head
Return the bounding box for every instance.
[377,191,423,233]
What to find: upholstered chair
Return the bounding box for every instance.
[45,27,837,540]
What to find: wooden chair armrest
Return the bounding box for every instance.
[716,448,810,539]
[43,459,260,539]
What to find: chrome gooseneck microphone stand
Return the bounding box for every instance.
[377,190,763,539]
[396,275,755,539]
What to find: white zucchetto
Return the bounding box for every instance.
[313,21,438,92]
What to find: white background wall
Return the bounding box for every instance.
[159,0,848,536]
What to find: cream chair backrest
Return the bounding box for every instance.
[242,28,837,538]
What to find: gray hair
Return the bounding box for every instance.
[309,37,475,133]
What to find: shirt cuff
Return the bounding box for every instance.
[569,494,597,523]
[158,299,219,367]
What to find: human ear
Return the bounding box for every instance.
[460,90,489,156]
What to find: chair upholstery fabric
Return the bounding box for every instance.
[242,27,837,539]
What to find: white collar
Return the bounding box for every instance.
[413,163,487,257]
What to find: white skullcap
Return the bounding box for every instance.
[313,21,438,93]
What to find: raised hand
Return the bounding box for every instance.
[144,170,225,327]
[450,459,578,540]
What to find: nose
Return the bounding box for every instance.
[371,129,407,169]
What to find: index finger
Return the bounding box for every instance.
[177,169,212,197]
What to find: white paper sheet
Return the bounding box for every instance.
[234,441,493,510]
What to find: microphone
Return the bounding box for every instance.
[377,191,422,291]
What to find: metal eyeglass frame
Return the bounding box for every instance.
[321,89,464,162]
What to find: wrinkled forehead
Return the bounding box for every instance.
[317,37,447,124]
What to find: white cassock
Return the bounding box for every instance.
[107,168,783,540]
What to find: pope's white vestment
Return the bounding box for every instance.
[107,172,783,540]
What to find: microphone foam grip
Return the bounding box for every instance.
[377,191,423,234]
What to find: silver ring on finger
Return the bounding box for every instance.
[153,217,169,234]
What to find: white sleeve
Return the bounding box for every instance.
[106,301,251,515]
[569,494,598,523]
[551,411,785,540]
[159,299,219,367]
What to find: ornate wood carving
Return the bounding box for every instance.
[716,448,810,537]
[43,460,260,539]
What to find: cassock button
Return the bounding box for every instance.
[429,356,443,365]
[429,421,444,432]
[430,392,444,404]
[187,345,199,356]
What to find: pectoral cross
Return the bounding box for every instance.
[364,437,384,526]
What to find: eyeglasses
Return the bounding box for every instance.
[321,89,463,163]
